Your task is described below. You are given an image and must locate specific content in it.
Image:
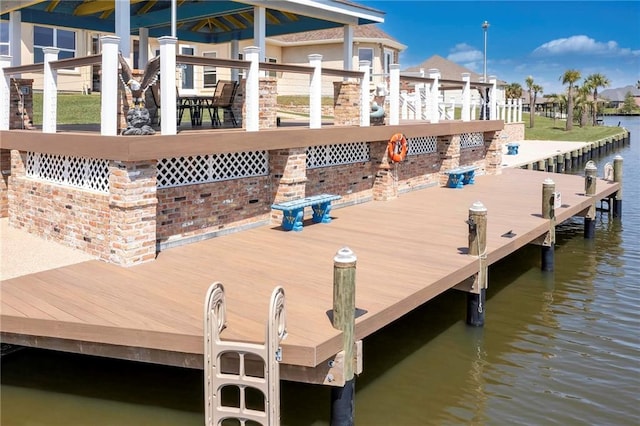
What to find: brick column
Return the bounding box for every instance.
[270,148,307,223]
[438,135,460,186]
[0,149,16,218]
[372,141,397,201]
[9,78,35,130]
[108,160,158,266]
[7,150,26,226]
[484,130,503,175]
[258,77,277,129]
[333,81,360,126]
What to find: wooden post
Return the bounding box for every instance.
[584,161,597,239]
[467,201,487,327]
[537,159,545,172]
[613,155,623,218]
[556,154,565,173]
[547,156,555,173]
[331,247,357,426]
[571,149,579,169]
[564,152,572,172]
[541,178,556,271]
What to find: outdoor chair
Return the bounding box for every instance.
[207,80,238,127]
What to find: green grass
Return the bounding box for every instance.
[523,113,625,141]
[33,93,102,124]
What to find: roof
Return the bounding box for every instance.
[600,85,640,102]
[0,0,385,45]
[404,55,506,85]
[269,23,406,51]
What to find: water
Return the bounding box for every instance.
[2,117,638,425]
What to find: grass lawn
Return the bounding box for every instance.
[523,113,625,141]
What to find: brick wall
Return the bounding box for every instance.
[156,176,271,245]
[8,150,111,259]
[333,81,360,126]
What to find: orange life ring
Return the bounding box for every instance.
[387,133,408,163]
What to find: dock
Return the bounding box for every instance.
[0,167,621,382]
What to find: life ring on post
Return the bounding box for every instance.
[387,133,408,163]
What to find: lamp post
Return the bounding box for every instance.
[482,20,490,120]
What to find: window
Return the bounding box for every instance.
[0,22,8,56]
[238,53,246,80]
[34,26,76,63]
[383,49,393,78]
[179,45,194,92]
[203,51,217,88]
[133,40,139,69]
[267,57,277,78]
[358,47,373,81]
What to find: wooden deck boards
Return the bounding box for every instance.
[0,168,620,376]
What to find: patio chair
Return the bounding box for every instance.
[207,80,238,127]
[147,84,191,127]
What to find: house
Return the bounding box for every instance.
[0,1,385,96]
[600,85,640,108]
[268,24,406,96]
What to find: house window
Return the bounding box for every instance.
[358,47,373,81]
[238,53,246,80]
[383,49,393,78]
[34,26,76,63]
[0,22,8,56]
[267,57,277,78]
[203,51,217,88]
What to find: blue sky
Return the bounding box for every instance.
[360,1,640,94]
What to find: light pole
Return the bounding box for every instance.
[482,21,490,119]
[482,21,489,81]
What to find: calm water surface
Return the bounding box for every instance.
[2,117,638,425]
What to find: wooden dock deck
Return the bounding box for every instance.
[0,168,620,382]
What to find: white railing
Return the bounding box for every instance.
[307,142,370,169]
[26,152,110,193]
[1,38,512,135]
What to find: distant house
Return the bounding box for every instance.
[600,85,640,108]
[404,55,506,105]
[269,24,406,96]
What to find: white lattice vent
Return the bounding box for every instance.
[407,135,437,156]
[307,142,370,169]
[158,151,268,188]
[460,132,484,149]
[26,152,109,193]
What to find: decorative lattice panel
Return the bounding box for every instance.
[307,142,370,169]
[26,152,109,193]
[157,151,268,188]
[407,135,437,156]
[460,132,485,149]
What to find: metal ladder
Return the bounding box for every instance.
[204,283,286,426]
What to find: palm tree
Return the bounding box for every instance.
[585,73,610,125]
[505,82,522,100]
[560,69,581,130]
[575,85,591,127]
[532,83,543,125]
[525,76,535,127]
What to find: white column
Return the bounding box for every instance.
[9,11,21,68]
[42,47,60,134]
[158,36,177,135]
[518,98,523,122]
[415,68,424,121]
[254,6,266,63]
[429,68,440,124]
[171,0,177,37]
[500,99,505,121]
[389,64,400,125]
[461,72,471,122]
[309,54,322,129]
[139,27,149,69]
[230,39,240,81]
[359,60,370,127]
[343,25,354,72]
[100,37,119,136]
[115,0,131,60]
[245,46,260,132]
[507,99,513,123]
[489,76,497,120]
[0,56,11,130]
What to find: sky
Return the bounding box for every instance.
[360,1,640,94]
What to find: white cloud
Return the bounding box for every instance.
[533,35,640,57]
[447,43,483,62]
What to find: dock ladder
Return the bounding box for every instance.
[204,283,287,426]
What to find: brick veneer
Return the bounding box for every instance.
[0,149,10,217]
[333,81,360,126]
[5,128,503,265]
[9,79,35,130]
